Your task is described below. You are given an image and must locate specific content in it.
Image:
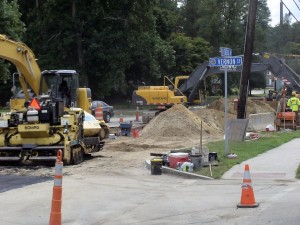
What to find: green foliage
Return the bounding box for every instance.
[0,0,25,106]
[180,0,248,54]
[285,42,300,55]
[253,0,271,52]
[170,33,211,75]
[297,164,300,179]
[0,0,25,39]
[0,0,297,103]
[23,0,176,99]
[153,0,179,40]
[267,23,293,53]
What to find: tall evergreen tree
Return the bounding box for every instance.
[0,0,25,106]
[23,0,175,99]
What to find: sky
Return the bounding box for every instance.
[267,0,300,26]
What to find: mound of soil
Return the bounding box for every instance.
[208,98,275,115]
[140,104,222,140]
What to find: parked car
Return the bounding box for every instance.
[91,100,114,123]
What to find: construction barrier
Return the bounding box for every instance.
[247,112,276,131]
[49,150,63,225]
[95,106,103,120]
[237,164,259,208]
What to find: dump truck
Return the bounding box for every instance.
[133,53,300,123]
[0,34,109,165]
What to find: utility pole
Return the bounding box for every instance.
[237,0,258,119]
[280,0,283,25]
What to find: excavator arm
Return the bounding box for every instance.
[259,53,300,91]
[0,34,41,97]
[179,53,300,103]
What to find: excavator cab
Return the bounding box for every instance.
[27,70,81,125]
[39,70,79,107]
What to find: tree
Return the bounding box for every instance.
[170,33,211,75]
[23,0,176,99]
[253,0,271,52]
[0,0,25,106]
[180,0,248,54]
[180,0,270,55]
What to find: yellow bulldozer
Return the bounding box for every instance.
[0,34,109,165]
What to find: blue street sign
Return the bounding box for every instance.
[220,47,232,57]
[209,56,243,67]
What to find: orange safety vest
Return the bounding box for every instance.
[287,97,300,112]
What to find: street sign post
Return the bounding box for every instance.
[209,50,243,154]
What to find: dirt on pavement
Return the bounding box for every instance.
[0,98,275,177]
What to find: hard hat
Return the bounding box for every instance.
[292,91,296,96]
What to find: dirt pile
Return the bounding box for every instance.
[140,104,222,140]
[140,98,275,142]
[191,108,236,132]
[208,98,275,115]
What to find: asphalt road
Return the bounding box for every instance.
[0,175,50,193]
[0,163,299,224]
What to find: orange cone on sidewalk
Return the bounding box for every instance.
[49,150,63,225]
[237,164,259,208]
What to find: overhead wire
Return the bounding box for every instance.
[281,0,299,22]
[293,0,300,13]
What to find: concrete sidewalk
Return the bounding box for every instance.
[222,138,300,180]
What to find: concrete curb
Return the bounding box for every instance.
[145,160,213,180]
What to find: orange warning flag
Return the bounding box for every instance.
[29,98,41,110]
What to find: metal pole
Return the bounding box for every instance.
[224,69,229,154]
[200,120,203,154]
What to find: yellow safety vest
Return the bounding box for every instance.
[287,97,300,112]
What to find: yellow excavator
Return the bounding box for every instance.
[133,53,300,123]
[132,75,203,123]
[0,34,109,165]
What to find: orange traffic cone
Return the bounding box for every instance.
[135,106,139,122]
[49,150,63,225]
[132,128,139,138]
[94,106,103,120]
[237,164,259,208]
[119,114,124,123]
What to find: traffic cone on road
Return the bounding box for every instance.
[135,106,139,122]
[49,150,63,225]
[132,128,139,138]
[119,114,124,123]
[95,107,103,121]
[237,164,259,208]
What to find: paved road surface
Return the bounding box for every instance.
[0,136,300,225]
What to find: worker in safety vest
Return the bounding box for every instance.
[287,91,300,123]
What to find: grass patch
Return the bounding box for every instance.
[196,130,300,179]
[296,164,300,179]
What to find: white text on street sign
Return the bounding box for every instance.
[209,57,243,67]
